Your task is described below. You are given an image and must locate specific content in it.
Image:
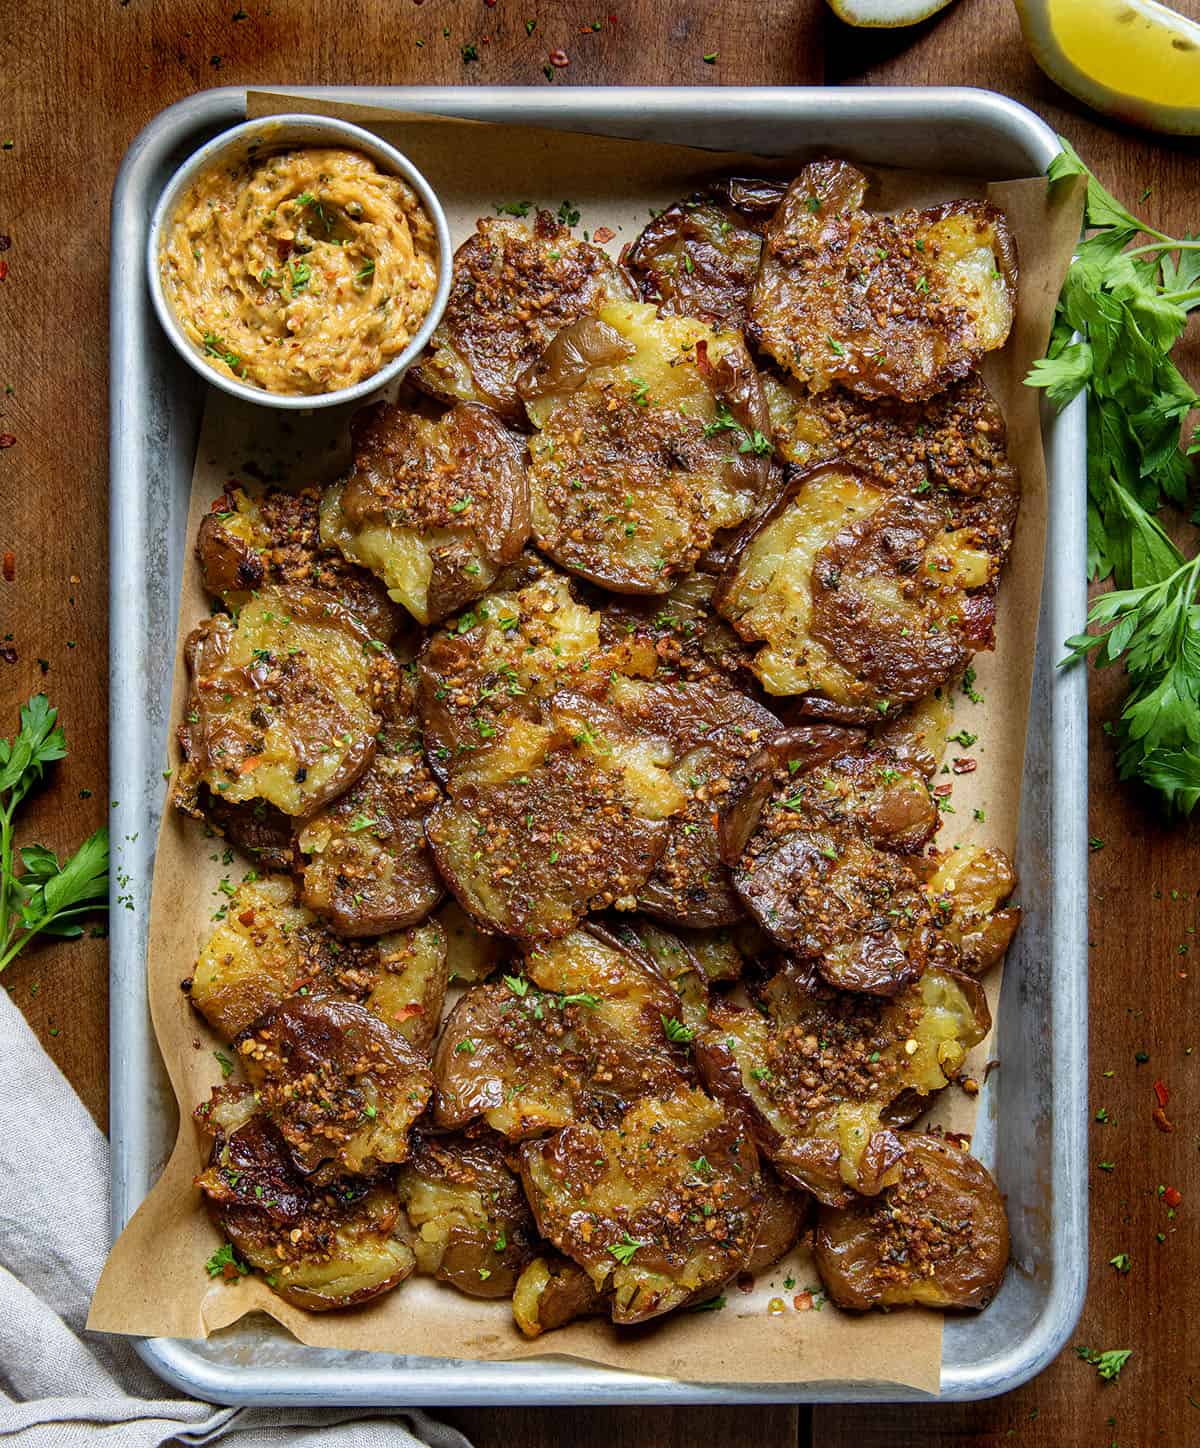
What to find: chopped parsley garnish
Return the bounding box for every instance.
[608,1233,645,1266]
[661,1015,694,1044]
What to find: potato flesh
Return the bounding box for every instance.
[525,302,767,592]
[925,844,1020,973]
[189,875,315,1040]
[364,919,448,1052]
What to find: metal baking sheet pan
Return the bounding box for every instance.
[108,84,1088,1406]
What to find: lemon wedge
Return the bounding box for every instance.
[1014,0,1200,135]
[826,0,957,25]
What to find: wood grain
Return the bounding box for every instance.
[2,0,1198,1441]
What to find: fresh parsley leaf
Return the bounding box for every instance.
[661,1014,694,1044]
[1075,1345,1132,1382]
[205,1241,250,1280]
[608,1233,645,1266]
[1,697,109,972]
[1033,143,1200,815]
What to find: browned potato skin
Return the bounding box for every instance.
[520,313,771,594]
[599,570,759,690]
[518,1087,763,1324]
[195,1089,414,1312]
[297,675,444,937]
[749,160,1017,402]
[323,400,530,627]
[194,793,297,872]
[695,960,990,1206]
[814,1133,1009,1311]
[626,177,787,330]
[396,1132,539,1298]
[425,691,677,945]
[616,674,781,928]
[512,1253,607,1338]
[235,995,433,1175]
[175,585,390,820]
[745,1167,810,1275]
[722,726,939,995]
[432,925,688,1137]
[715,463,1008,718]
[195,483,404,644]
[410,211,634,421]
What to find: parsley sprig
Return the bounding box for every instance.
[1027,141,1200,813]
[0,695,109,973]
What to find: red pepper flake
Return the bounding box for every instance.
[549,48,570,66]
[2,550,14,581]
[933,782,954,797]
[1152,1107,1174,1133]
[793,1292,813,1311]
[694,338,711,377]
[392,1003,425,1022]
[0,434,16,450]
[1153,1079,1169,1109]
[592,225,616,245]
[952,756,977,774]
[0,260,8,282]
[608,12,617,22]
[237,908,256,927]
[1163,1186,1182,1208]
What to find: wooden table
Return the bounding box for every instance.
[2,0,1198,1442]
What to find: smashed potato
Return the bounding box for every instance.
[695,962,989,1205]
[924,844,1020,973]
[521,302,771,593]
[296,680,444,936]
[411,212,634,420]
[749,159,1016,401]
[814,1133,1009,1310]
[723,726,940,995]
[627,177,786,329]
[236,995,432,1175]
[512,1253,607,1337]
[396,1132,538,1298]
[519,1087,763,1323]
[196,482,403,644]
[715,463,1008,713]
[176,586,390,819]
[196,1089,414,1311]
[425,692,683,943]
[320,401,530,626]
[432,925,688,1137]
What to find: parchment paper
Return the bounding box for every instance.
[89,94,1085,1394]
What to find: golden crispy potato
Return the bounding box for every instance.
[236,996,432,1175]
[695,962,989,1205]
[749,160,1016,402]
[626,177,787,329]
[814,1132,1009,1310]
[763,372,1017,505]
[416,566,607,783]
[606,673,781,927]
[411,212,634,421]
[175,585,390,819]
[432,925,689,1137]
[195,1089,414,1312]
[320,401,530,627]
[512,1253,607,1338]
[520,302,771,593]
[599,569,759,689]
[723,726,940,995]
[924,844,1021,974]
[519,1087,763,1324]
[396,1132,538,1298]
[187,873,447,1050]
[425,691,683,944]
[196,482,404,644]
[715,462,1009,714]
[296,676,444,936]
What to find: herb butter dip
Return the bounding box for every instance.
[160,147,439,396]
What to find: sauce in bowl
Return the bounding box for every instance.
[160,146,439,396]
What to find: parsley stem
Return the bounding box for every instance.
[1124,238,1200,258]
[0,805,12,961]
